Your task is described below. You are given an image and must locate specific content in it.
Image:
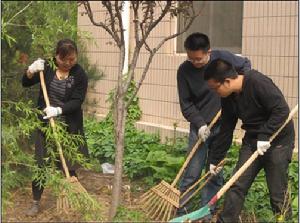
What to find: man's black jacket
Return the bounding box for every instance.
[209,69,295,165]
[177,50,251,129]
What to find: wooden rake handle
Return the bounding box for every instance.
[39,71,71,179]
[171,110,222,187]
[180,159,225,207]
[209,104,298,205]
[181,159,225,198]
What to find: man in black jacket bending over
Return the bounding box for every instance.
[176,33,251,218]
[204,58,295,223]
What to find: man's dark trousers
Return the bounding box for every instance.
[218,141,294,222]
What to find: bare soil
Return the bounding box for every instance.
[3,168,143,222]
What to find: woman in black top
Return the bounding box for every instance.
[22,39,89,216]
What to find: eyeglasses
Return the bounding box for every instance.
[186,55,209,64]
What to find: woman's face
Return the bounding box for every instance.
[55,52,77,72]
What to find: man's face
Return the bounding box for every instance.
[186,49,211,68]
[207,79,232,97]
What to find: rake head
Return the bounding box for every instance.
[57,191,72,213]
[139,180,180,222]
[66,176,88,193]
[56,176,88,213]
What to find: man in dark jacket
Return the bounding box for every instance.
[176,33,251,218]
[204,58,295,222]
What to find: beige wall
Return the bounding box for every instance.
[78,1,298,148]
[242,1,298,147]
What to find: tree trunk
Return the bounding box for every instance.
[109,87,127,220]
[107,38,126,220]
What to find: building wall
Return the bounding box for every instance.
[242,1,298,147]
[78,1,298,148]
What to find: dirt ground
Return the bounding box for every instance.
[3,168,143,222]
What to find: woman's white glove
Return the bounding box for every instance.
[209,164,222,176]
[43,106,62,119]
[198,124,210,142]
[28,58,45,74]
[257,140,271,155]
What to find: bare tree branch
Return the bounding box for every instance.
[125,2,205,108]
[139,2,152,29]
[156,1,165,14]
[121,1,146,96]
[126,1,144,88]
[101,1,121,46]
[132,1,141,44]
[138,2,171,55]
[114,1,124,46]
[124,51,155,110]
[142,1,171,41]
[122,45,141,96]
[140,24,152,53]
[82,1,120,46]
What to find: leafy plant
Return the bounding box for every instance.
[113,205,149,222]
[1,101,41,213]
[2,100,101,215]
[85,116,187,186]
[85,80,187,184]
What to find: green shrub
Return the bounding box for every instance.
[85,116,187,186]
[113,205,149,222]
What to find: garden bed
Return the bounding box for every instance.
[3,168,145,222]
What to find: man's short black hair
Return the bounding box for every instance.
[204,58,238,83]
[184,32,210,51]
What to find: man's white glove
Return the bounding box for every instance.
[257,140,271,155]
[28,58,45,74]
[198,124,210,142]
[43,106,62,119]
[209,164,222,176]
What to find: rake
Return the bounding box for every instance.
[39,71,88,213]
[179,159,225,209]
[170,104,298,222]
[140,110,222,222]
